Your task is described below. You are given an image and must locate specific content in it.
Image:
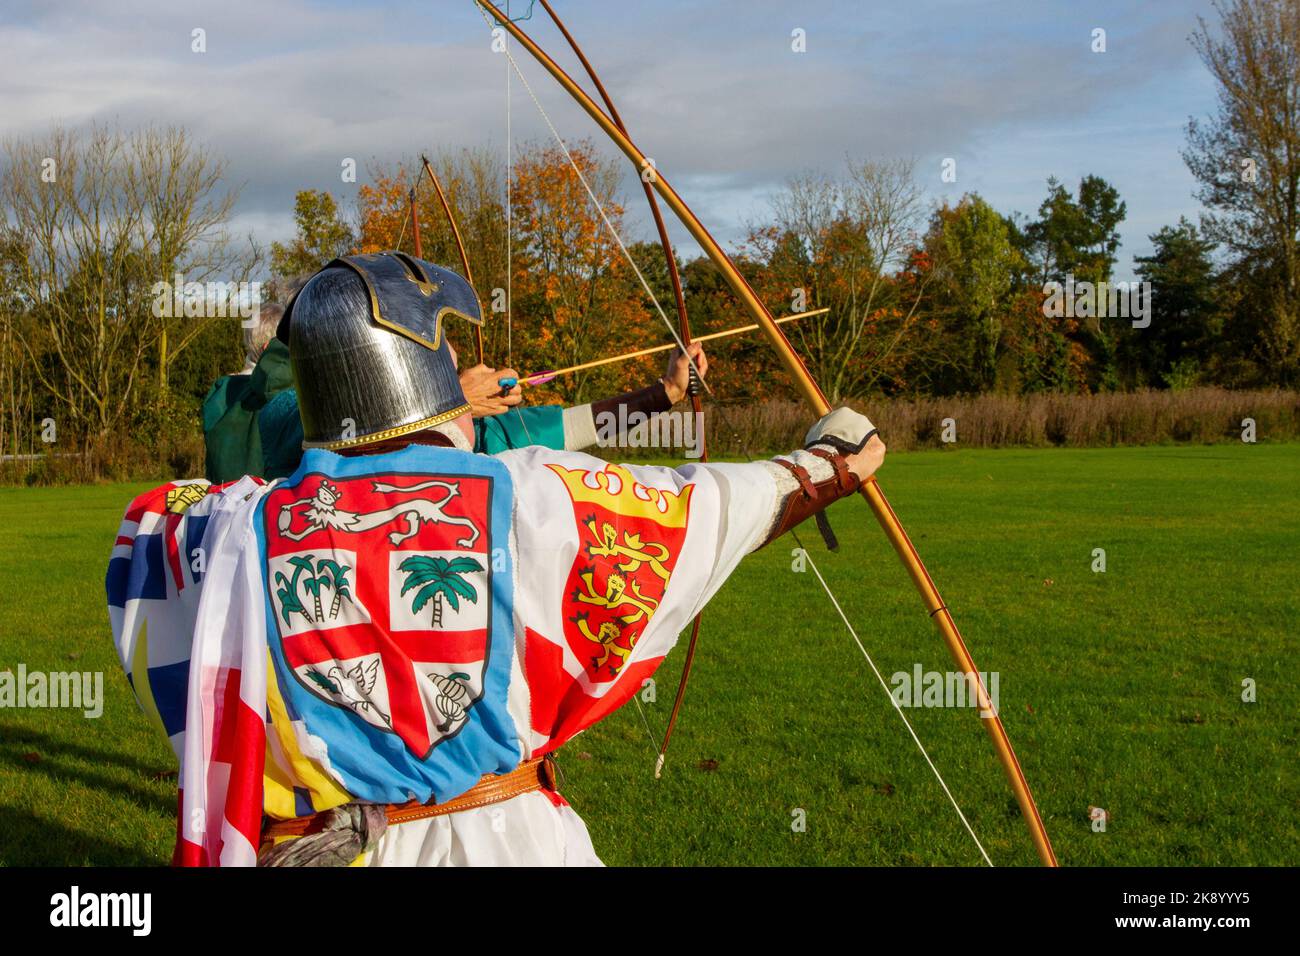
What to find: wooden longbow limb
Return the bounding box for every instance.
[421,154,486,364]
[410,187,424,258]
[478,0,1057,865]
[532,0,704,777]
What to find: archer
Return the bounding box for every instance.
[106,251,885,867]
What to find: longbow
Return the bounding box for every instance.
[476,0,1058,866]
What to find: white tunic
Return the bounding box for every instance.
[109,445,785,866]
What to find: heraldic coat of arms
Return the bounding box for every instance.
[257,447,518,800]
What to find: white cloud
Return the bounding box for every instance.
[0,0,1221,274]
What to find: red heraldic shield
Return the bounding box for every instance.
[547,463,692,683]
[263,472,493,759]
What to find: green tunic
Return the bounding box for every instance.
[473,406,565,455]
[201,340,296,484]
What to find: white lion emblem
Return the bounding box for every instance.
[277,479,481,548]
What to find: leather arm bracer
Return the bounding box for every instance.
[591,381,673,422]
[762,446,862,547]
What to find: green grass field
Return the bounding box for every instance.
[1,444,1296,866]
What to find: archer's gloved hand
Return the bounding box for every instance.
[759,407,884,548]
[806,407,885,484]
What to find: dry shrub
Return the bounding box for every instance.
[6,387,1296,479]
[3,428,206,486]
[663,387,1300,457]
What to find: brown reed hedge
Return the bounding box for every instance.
[679,388,1300,458]
[5,387,1296,482]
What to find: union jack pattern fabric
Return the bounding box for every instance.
[108,475,271,865]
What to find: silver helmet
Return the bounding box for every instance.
[278,252,483,450]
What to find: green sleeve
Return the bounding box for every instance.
[201,375,250,434]
[203,393,262,484]
[259,389,306,481]
[253,394,559,478]
[473,405,565,453]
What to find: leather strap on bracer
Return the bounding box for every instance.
[765,446,862,548]
[761,406,879,550]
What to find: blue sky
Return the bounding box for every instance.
[0,0,1220,282]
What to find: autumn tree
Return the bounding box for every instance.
[359,150,514,362]
[923,195,1025,392]
[356,169,410,255]
[1,124,250,442]
[1019,175,1128,389]
[271,189,355,278]
[508,140,644,402]
[751,159,930,401]
[1184,0,1300,385]
[0,229,34,458]
[1132,218,1221,387]
[420,150,513,360]
[129,126,254,393]
[1023,175,1126,287]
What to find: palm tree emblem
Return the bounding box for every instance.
[274,554,355,625]
[316,558,353,619]
[398,555,484,628]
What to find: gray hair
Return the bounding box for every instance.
[243,301,284,366]
[281,273,314,299]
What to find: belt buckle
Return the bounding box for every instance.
[540,755,558,791]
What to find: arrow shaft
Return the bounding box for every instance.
[521,309,822,384]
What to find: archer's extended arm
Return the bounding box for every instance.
[758,407,885,548]
[561,343,707,451]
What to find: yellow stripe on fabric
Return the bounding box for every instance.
[262,740,300,822]
[262,649,352,820]
[129,620,167,738]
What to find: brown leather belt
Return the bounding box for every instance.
[262,756,557,843]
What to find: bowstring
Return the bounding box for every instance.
[501,1,536,449]
[724,407,992,866]
[395,174,416,254]
[492,0,683,762]
[633,688,663,755]
[789,526,994,867]
[505,0,513,368]
[477,0,708,395]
